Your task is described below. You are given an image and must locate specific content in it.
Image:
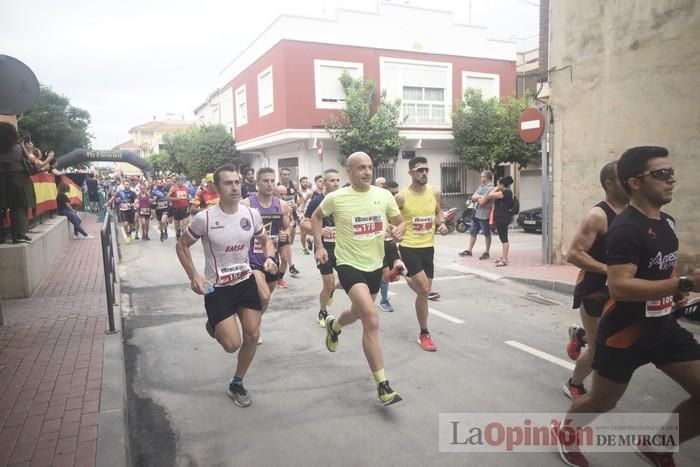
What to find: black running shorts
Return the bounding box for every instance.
[155,208,169,220]
[592,319,700,384]
[118,210,135,224]
[572,290,609,318]
[251,263,282,283]
[204,276,262,327]
[383,240,400,269]
[173,207,189,221]
[336,265,382,295]
[317,244,336,275]
[399,246,435,279]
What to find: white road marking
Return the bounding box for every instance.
[447,263,502,281]
[429,307,465,324]
[390,274,473,286]
[504,340,574,371]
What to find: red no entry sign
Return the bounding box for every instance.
[519,108,545,143]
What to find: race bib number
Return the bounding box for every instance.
[352,215,383,240]
[156,200,168,209]
[322,227,336,243]
[140,207,151,216]
[253,235,278,254]
[177,191,188,199]
[646,296,673,318]
[119,202,131,211]
[412,216,433,234]
[217,263,251,285]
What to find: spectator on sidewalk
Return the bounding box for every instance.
[0,123,36,244]
[459,170,494,259]
[57,182,94,239]
[487,175,515,266]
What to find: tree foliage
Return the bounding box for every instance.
[161,124,239,179]
[326,73,403,165]
[452,89,540,173]
[18,86,93,155]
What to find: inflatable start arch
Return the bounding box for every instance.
[55,149,151,173]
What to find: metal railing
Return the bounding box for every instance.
[100,211,118,333]
[375,161,396,183]
[440,161,479,197]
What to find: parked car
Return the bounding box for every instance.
[517,207,542,233]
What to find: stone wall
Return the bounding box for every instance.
[548,0,700,270]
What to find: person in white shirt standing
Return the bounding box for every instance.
[176,164,278,407]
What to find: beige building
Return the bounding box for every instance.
[547,0,699,269]
[110,140,143,176]
[128,119,195,157]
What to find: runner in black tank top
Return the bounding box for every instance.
[563,162,628,401]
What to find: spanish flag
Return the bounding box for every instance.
[60,175,83,207]
[30,173,58,216]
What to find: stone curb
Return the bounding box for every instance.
[447,262,575,296]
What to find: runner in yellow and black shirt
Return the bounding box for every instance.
[557,146,700,467]
[311,152,406,406]
[395,156,447,352]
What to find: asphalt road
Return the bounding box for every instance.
[118,224,700,467]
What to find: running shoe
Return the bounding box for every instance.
[257,335,262,345]
[553,419,589,467]
[388,263,404,282]
[428,291,440,301]
[418,333,437,351]
[125,235,133,244]
[325,316,341,352]
[562,379,587,401]
[634,446,676,466]
[134,234,139,240]
[290,265,300,277]
[458,249,472,256]
[176,229,181,240]
[326,290,334,307]
[566,325,586,360]
[164,230,168,240]
[377,301,394,313]
[205,320,215,338]
[227,382,252,407]
[377,381,402,406]
[317,310,327,328]
[306,239,313,252]
[277,278,289,288]
[160,231,165,241]
[479,252,490,260]
[302,247,310,255]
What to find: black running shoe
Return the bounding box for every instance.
[325,316,340,352]
[290,265,300,277]
[377,381,402,406]
[227,382,252,407]
[176,229,181,240]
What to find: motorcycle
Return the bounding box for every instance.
[442,207,458,234]
[455,199,477,233]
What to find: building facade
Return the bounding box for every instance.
[546,0,699,268]
[197,3,518,200]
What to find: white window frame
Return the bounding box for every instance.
[235,84,247,127]
[257,66,274,117]
[379,56,452,128]
[314,59,364,109]
[461,71,500,100]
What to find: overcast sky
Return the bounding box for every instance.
[3,0,539,150]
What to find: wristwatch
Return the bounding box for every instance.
[267,255,279,266]
[679,276,694,293]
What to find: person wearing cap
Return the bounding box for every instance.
[191,173,220,216]
[486,175,515,266]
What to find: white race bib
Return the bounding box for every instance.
[352,215,384,240]
[139,207,151,216]
[119,202,131,211]
[412,216,433,234]
[217,263,251,285]
[646,296,674,318]
[177,191,188,199]
[322,227,336,243]
[156,200,168,209]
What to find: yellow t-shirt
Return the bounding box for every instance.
[319,185,400,271]
[400,185,437,248]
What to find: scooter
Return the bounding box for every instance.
[455,199,477,233]
[442,207,458,234]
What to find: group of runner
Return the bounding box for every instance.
[175,153,449,407]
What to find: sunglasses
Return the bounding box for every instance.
[412,167,429,173]
[635,167,674,182]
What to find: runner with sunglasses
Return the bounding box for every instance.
[556,147,700,467]
[394,157,447,351]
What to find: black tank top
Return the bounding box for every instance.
[574,201,617,297]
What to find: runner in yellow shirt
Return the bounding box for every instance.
[395,156,448,352]
[311,152,406,406]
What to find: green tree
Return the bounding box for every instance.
[163,124,239,179]
[18,86,93,155]
[147,149,176,175]
[452,89,540,173]
[326,73,403,165]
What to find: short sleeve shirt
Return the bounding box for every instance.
[319,185,400,271]
[186,204,264,287]
[474,183,495,220]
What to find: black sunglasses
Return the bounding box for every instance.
[412,167,429,173]
[635,167,674,182]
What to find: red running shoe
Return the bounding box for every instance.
[634,446,676,466]
[562,379,588,401]
[277,278,289,289]
[566,325,586,360]
[418,333,437,351]
[554,419,589,467]
[388,263,404,282]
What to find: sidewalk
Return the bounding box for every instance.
[0,215,108,467]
